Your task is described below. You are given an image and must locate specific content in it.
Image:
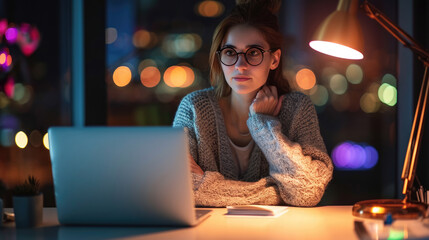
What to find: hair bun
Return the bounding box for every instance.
[235,0,281,14]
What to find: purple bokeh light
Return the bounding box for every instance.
[363,145,379,169]
[331,141,379,170]
[5,27,18,43]
[0,114,19,129]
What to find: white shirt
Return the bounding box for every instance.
[228,137,255,177]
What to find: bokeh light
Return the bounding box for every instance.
[0,92,9,108]
[378,83,397,106]
[321,66,337,84]
[164,66,186,87]
[346,64,363,84]
[295,68,316,90]
[176,34,202,58]
[179,65,195,88]
[0,128,14,146]
[1,22,40,60]
[29,130,42,147]
[162,33,202,58]
[0,114,18,129]
[140,66,161,88]
[0,52,5,64]
[197,1,224,17]
[5,27,18,43]
[6,54,12,66]
[43,133,49,150]
[382,73,397,87]
[368,82,381,95]
[163,65,195,88]
[0,48,12,71]
[15,131,28,149]
[309,84,329,106]
[19,85,33,105]
[105,27,118,44]
[12,83,33,105]
[332,141,378,170]
[0,19,7,35]
[0,93,9,108]
[13,83,25,101]
[113,66,132,87]
[360,92,380,113]
[4,77,14,98]
[133,29,151,48]
[329,74,348,95]
[138,59,158,73]
[17,24,41,56]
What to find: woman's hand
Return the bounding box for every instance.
[189,153,204,175]
[250,85,284,116]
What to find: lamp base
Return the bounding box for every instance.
[352,199,427,219]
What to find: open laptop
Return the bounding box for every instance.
[48,126,211,227]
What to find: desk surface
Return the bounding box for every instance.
[2,206,429,239]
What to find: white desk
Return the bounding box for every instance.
[2,206,429,239]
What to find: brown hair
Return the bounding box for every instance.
[209,0,290,98]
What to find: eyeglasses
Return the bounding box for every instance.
[216,47,276,66]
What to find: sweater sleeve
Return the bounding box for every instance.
[247,94,333,206]
[192,171,283,207]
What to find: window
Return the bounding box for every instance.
[0,0,71,207]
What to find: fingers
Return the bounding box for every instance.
[255,88,264,100]
[269,85,278,100]
[273,95,284,116]
[259,85,278,100]
[251,85,281,116]
[189,154,204,175]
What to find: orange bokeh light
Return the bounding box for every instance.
[140,66,161,88]
[6,55,12,66]
[113,66,132,87]
[164,66,195,88]
[133,29,151,48]
[198,1,224,17]
[180,66,195,88]
[296,68,316,90]
[0,53,5,64]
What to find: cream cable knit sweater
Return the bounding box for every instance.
[173,88,333,207]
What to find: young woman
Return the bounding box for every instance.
[173,0,333,207]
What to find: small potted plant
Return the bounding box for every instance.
[12,175,43,228]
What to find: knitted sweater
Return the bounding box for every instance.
[173,88,333,207]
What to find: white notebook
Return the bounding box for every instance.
[226,205,288,217]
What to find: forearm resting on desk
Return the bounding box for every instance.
[192,171,283,207]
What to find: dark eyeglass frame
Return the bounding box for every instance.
[216,47,277,66]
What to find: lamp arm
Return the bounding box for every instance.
[362,0,429,201]
[362,0,429,66]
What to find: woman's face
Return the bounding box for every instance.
[220,24,281,96]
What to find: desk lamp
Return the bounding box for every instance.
[310,0,428,219]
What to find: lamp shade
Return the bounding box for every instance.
[309,0,364,60]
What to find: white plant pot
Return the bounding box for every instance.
[12,193,43,228]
